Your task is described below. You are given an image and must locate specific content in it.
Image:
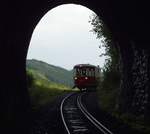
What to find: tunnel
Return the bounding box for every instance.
[0,0,150,133]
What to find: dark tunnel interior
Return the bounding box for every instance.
[0,0,150,133]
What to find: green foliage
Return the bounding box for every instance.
[26,70,35,88]
[114,113,150,134]
[89,14,112,41]
[89,14,150,134]
[28,83,70,110]
[26,59,73,87]
[26,66,72,110]
[89,14,113,60]
[89,13,120,80]
[89,13,120,112]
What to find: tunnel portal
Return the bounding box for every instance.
[0,0,150,133]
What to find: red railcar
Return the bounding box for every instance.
[73,64,100,91]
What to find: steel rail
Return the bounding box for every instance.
[60,93,75,134]
[77,93,114,134]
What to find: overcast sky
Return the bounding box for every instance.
[27,4,106,70]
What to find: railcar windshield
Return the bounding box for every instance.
[75,67,95,77]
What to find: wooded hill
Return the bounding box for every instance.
[26,59,73,87]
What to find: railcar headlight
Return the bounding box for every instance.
[85,77,88,80]
[74,77,77,80]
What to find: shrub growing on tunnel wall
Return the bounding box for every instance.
[89,14,150,134]
[89,14,121,112]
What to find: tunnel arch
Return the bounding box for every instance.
[1,0,150,134]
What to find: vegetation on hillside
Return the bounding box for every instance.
[26,69,72,110]
[26,59,73,87]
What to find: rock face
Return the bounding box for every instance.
[131,45,149,115]
[118,42,150,118]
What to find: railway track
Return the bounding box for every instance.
[60,92,114,134]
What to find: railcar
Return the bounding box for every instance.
[73,64,100,91]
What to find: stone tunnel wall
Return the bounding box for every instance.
[118,42,150,118]
[131,44,149,116]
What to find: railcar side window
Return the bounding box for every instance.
[92,68,94,77]
[88,69,91,76]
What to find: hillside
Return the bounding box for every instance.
[26,59,73,87]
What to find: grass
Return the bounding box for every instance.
[96,83,150,134]
[117,113,150,134]
[29,84,70,110]
[27,69,73,110]
[97,88,118,113]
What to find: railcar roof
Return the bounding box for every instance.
[74,64,97,68]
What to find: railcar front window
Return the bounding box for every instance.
[76,68,88,76]
[82,69,86,76]
[76,68,80,76]
[89,68,95,77]
[86,68,89,76]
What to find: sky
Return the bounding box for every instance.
[27,4,106,70]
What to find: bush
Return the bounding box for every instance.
[97,69,120,112]
[26,69,72,110]
[26,70,35,88]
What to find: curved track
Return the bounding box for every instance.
[60,92,114,134]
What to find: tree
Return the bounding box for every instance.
[89,13,119,77]
[89,13,120,112]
